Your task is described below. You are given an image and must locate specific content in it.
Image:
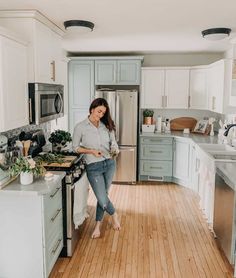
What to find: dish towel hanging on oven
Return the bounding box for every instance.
[73,173,90,228]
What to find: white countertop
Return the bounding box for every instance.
[216,162,236,191]
[140,131,219,144]
[0,171,66,196]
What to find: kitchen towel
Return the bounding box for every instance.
[73,174,90,228]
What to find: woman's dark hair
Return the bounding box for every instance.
[89,98,116,131]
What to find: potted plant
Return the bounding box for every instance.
[143,109,154,125]
[9,156,45,185]
[49,130,72,152]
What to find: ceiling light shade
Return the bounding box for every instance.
[202,28,231,41]
[64,20,94,33]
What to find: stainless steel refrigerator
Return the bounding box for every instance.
[95,89,138,183]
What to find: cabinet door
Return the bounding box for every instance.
[165,69,189,108]
[208,60,224,113]
[141,68,165,108]
[95,60,116,85]
[34,20,54,83]
[173,138,190,183]
[189,68,208,109]
[190,144,200,193]
[68,60,94,134]
[117,60,141,85]
[0,36,28,132]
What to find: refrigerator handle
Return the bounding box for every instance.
[116,93,119,142]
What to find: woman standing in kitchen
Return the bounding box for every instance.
[73,98,121,239]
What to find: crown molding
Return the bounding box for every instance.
[0,10,65,36]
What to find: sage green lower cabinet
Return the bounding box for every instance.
[139,136,173,181]
[0,177,64,278]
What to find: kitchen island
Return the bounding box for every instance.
[0,172,65,278]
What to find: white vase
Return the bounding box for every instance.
[20,172,33,185]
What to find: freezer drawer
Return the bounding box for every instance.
[113,146,136,183]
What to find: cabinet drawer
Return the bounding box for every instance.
[45,208,63,243]
[140,160,172,176]
[43,187,62,236]
[141,137,172,145]
[45,228,63,277]
[140,144,172,160]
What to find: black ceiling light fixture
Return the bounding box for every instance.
[202,28,231,41]
[64,20,94,32]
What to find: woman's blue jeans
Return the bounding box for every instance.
[86,159,116,221]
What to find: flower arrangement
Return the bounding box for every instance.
[9,156,45,177]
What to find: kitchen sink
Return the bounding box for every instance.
[199,143,235,152]
[199,143,236,162]
[212,153,236,161]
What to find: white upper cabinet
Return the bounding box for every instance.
[0,11,64,84]
[189,68,208,109]
[141,67,189,109]
[141,68,165,108]
[34,20,62,83]
[207,60,224,113]
[165,69,189,109]
[0,29,28,132]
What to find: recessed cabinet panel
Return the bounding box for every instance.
[0,35,28,132]
[95,60,116,85]
[69,61,94,108]
[141,68,165,108]
[189,68,208,109]
[165,69,189,108]
[117,60,141,84]
[173,139,190,181]
[140,160,172,176]
[141,145,172,160]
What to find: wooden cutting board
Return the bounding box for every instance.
[42,156,77,168]
[170,117,197,131]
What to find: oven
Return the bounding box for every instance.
[44,154,86,257]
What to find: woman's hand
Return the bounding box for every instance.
[91,149,103,157]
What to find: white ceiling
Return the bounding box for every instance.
[0,0,236,53]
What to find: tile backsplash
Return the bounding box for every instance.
[1,122,52,142]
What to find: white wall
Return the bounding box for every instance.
[142,53,223,67]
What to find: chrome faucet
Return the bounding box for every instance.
[224,124,236,136]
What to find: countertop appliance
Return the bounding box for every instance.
[95,89,138,183]
[43,151,86,257]
[28,83,64,124]
[213,171,236,265]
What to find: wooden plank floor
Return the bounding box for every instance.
[49,183,234,278]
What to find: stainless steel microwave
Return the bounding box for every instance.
[28,83,64,124]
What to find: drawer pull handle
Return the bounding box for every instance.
[50,187,60,198]
[52,238,62,254]
[150,166,162,169]
[51,208,62,222]
[150,151,162,153]
[150,139,162,142]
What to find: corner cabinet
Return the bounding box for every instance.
[95,59,141,85]
[0,176,64,278]
[207,60,225,113]
[0,29,28,132]
[139,136,173,181]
